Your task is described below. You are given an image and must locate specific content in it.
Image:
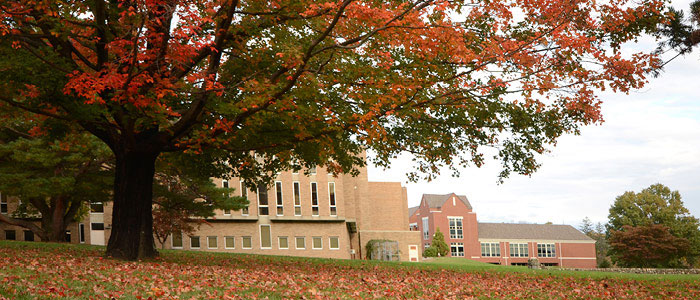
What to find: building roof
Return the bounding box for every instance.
[422,193,472,210]
[477,223,593,241]
[408,206,419,217]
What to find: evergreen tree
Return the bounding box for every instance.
[430,228,450,257]
[579,217,594,236]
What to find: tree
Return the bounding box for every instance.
[607,184,700,267]
[655,0,700,60]
[579,217,594,236]
[0,122,113,242]
[430,228,449,257]
[580,217,611,268]
[0,0,668,259]
[609,224,691,268]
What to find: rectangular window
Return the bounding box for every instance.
[24,230,34,242]
[91,223,104,230]
[222,180,231,215]
[225,236,235,249]
[65,230,71,243]
[242,236,252,249]
[278,236,289,249]
[240,181,249,215]
[208,236,218,249]
[422,217,430,240]
[424,243,430,249]
[79,224,85,243]
[5,230,15,240]
[172,232,183,248]
[448,217,463,239]
[190,236,200,249]
[312,236,322,249]
[295,236,305,249]
[260,225,272,249]
[0,192,7,214]
[329,237,339,250]
[328,182,337,216]
[537,243,556,257]
[450,242,465,257]
[510,243,529,257]
[275,181,283,216]
[90,202,104,213]
[311,182,319,216]
[293,182,301,216]
[258,186,269,215]
[481,242,501,257]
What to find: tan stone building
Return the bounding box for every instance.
[1,160,422,262]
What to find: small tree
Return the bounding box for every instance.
[579,217,594,236]
[609,224,691,268]
[430,228,449,257]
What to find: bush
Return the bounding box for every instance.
[431,228,449,257]
[598,258,611,268]
[423,247,438,258]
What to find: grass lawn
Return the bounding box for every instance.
[1,241,699,299]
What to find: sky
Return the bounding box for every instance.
[367,0,700,228]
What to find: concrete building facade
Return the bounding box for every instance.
[410,193,596,268]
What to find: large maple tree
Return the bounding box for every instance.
[0,0,668,259]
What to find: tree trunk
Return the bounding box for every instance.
[106,150,160,260]
[46,196,67,242]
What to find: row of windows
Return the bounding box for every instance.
[5,227,89,243]
[221,181,337,217]
[480,243,557,258]
[171,232,341,250]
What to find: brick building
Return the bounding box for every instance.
[410,193,596,268]
[0,159,422,262]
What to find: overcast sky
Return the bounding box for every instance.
[368,0,700,228]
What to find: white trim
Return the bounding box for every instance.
[446,216,464,219]
[329,236,340,250]
[295,236,305,249]
[257,186,269,216]
[293,181,301,216]
[242,236,253,249]
[207,236,218,249]
[468,212,476,214]
[310,182,319,216]
[78,224,86,244]
[312,236,323,250]
[224,236,235,249]
[240,181,249,216]
[259,224,272,249]
[328,182,337,217]
[171,232,183,249]
[471,256,480,259]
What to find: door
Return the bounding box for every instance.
[409,245,419,262]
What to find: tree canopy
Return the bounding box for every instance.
[0,0,669,259]
[607,184,700,267]
[609,224,691,268]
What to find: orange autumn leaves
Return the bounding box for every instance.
[1,243,699,299]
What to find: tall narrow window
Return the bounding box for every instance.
[240,181,249,215]
[309,166,317,175]
[422,217,430,240]
[448,217,463,239]
[293,182,301,216]
[311,182,319,216]
[0,192,7,214]
[78,224,85,243]
[190,236,200,249]
[328,182,337,216]
[258,186,268,215]
[222,180,231,215]
[260,225,271,249]
[275,181,283,216]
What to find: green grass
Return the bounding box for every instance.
[1,240,699,299]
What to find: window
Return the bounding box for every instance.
[450,243,465,257]
[24,230,34,242]
[278,236,289,249]
[258,186,269,215]
[190,236,200,249]
[225,236,235,249]
[481,242,501,257]
[242,236,252,249]
[448,217,463,239]
[208,236,218,249]
[79,224,85,243]
[222,180,230,215]
[275,181,283,216]
[309,166,316,175]
[329,237,339,250]
[5,230,15,240]
[310,182,319,216]
[240,181,249,215]
[293,182,301,216]
[537,243,556,257]
[0,192,7,214]
[260,225,271,249]
[510,243,529,257]
[90,202,104,213]
[295,236,305,249]
[172,232,183,248]
[91,223,104,230]
[424,243,430,249]
[65,230,71,243]
[328,182,337,216]
[312,236,322,249]
[422,217,430,240]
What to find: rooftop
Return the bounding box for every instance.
[477,223,593,241]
